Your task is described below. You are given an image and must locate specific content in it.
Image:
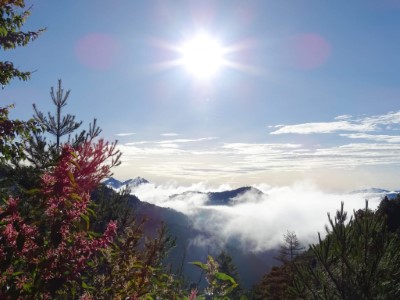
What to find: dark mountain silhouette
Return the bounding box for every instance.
[168,186,265,206]
[207,186,264,205]
[103,176,149,190]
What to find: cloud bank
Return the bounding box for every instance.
[131,181,385,252]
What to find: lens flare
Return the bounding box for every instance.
[179,33,224,79]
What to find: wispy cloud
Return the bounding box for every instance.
[115,111,400,188]
[125,137,217,146]
[157,137,218,144]
[334,114,353,120]
[270,110,400,135]
[117,140,400,184]
[340,133,400,143]
[115,132,136,137]
[161,132,179,137]
[270,121,376,135]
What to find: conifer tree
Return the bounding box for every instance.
[0,0,45,86]
[276,230,304,263]
[27,80,106,168]
[33,79,82,149]
[377,195,400,233]
[216,250,244,299]
[216,251,239,282]
[292,202,400,299]
[253,264,295,300]
[254,231,304,300]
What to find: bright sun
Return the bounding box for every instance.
[179,33,225,79]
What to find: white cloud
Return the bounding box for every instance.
[159,143,179,148]
[335,114,353,120]
[124,137,217,146]
[115,111,400,187]
[131,181,233,214]
[157,137,218,144]
[118,144,185,156]
[364,110,400,126]
[115,132,136,137]
[130,181,384,252]
[270,110,400,135]
[222,143,302,155]
[117,140,400,184]
[270,121,376,135]
[161,132,179,137]
[340,133,400,143]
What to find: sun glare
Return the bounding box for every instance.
[179,33,225,79]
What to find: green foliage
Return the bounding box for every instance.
[253,231,304,300]
[191,255,238,299]
[253,264,295,300]
[75,186,181,299]
[292,201,400,299]
[85,221,179,299]
[216,251,246,300]
[377,195,400,233]
[0,105,38,164]
[0,105,42,202]
[216,251,239,282]
[0,0,45,86]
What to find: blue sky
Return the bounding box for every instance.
[2,0,400,190]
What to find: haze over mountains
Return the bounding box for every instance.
[102,176,399,287]
[103,176,400,250]
[105,176,400,207]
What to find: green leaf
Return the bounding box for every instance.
[67,171,76,186]
[12,271,24,276]
[190,261,208,270]
[86,207,95,216]
[70,151,78,158]
[215,272,236,284]
[70,192,82,202]
[26,188,40,195]
[81,214,90,230]
[81,281,96,290]
[0,27,7,36]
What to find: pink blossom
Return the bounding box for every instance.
[189,288,198,300]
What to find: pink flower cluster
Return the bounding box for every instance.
[0,141,119,296]
[0,197,39,258]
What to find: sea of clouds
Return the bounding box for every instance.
[130,181,384,252]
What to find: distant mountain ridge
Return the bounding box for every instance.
[168,186,265,206]
[350,188,390,194]
[207,186,264,205]
[103,176,149,190]
[350,187,400,200]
